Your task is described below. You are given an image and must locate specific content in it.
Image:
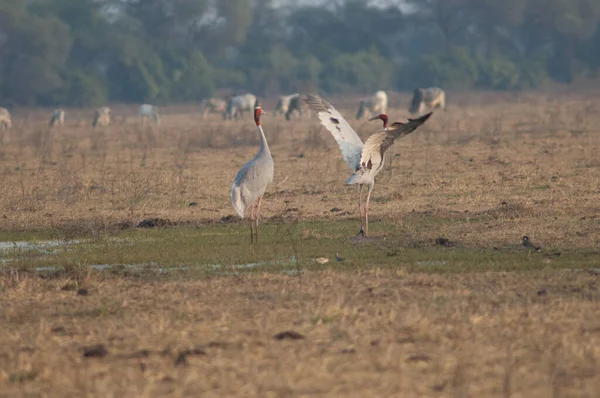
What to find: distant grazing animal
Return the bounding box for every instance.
[223,93,257,120]
[139,104,160,126]
[49,109,65,128]
[356,90,388,120]
[0,107,12,130]
[285,95,309,121]
[201,97,227,119]
[92,106,111,128]
[409,87,446,115]
[303,94,432,236]
[230,106,274,244]
[274,93,299,117]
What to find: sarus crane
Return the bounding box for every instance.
[303,94,433,236]
[230,106,274,243]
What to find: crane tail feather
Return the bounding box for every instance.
[230,184,245,218]
[345,173,362,185]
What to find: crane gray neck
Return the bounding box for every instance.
[257,125,271,156]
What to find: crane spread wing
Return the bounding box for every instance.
[302,94,364,171]
[359,112,433,170]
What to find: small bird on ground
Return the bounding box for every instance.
[522,236,541,252]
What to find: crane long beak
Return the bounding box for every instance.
[368,116,379,121]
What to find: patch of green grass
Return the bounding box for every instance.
[0,230,63,242]
[1,220,599,277]
[9,371,37,384]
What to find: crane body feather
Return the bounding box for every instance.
[357,114,433,174]
[346,114,433,186]
[231,154,274,218]
[345,131,387,186]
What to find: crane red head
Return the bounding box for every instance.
[368,113,388,128]
[254,106,266,126]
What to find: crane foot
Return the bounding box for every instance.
[357,228,366,237]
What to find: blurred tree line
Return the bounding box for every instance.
[1,0,600,107]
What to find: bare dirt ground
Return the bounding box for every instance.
[1,91,600,396]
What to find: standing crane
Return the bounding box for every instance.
[303,94,433,236]
[230,106,274,243]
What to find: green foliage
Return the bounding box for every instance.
[60,69,107,107]
[8,57,63,105]
[477,52,520,90]
[296,55,323,92]
[413,47,478,90]
[321,48,394,94]
[0,9,71,104]
[213,69,247,90]
[268,47,299,92]
[475,52,552,90]
[517,56,551,89]
[216,0,253,46]
[0,0,600,106]
[106,35,169,102]
[169,51,215,102]
[242,47,324,94]
[530,0,600,39]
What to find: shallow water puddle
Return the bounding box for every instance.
[0,236,306,275]
[416,260,448,267]
[29,256,301,275]
[210,256,298,270]
[0,239,84,252]
[0,238,160,268]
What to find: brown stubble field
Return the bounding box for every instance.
[0,91,599,246]
[2,270,600,397]
[1,91,600,396]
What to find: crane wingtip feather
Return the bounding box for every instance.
[302,94,331,110]
[409,111,433,123]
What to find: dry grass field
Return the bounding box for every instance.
[0,91,599,246]
[1,91,600,396]
[2,270,600,397]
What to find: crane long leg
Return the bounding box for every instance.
[365,185,374,236]
[249,202,256,244]
[358,185,365,236]
[255,194,264,243]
